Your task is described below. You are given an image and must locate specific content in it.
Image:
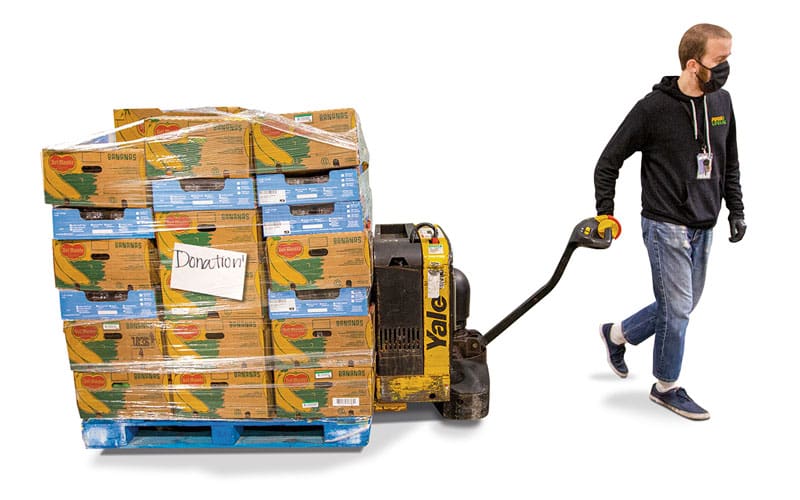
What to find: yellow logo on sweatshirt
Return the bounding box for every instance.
[711,115,727,126]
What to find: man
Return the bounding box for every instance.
[594,23,746,421]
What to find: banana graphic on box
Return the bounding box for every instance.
[253,127,293,166]
[172,388,210,414]
[65,334,103,365]
[44,169,81,201]
[77,389,111,416]
[267,239,308,287]
[53,258,91,288]
[146,140,185,173]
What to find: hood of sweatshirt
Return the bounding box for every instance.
[653,75,693,102]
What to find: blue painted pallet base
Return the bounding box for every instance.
[82,417,371,449]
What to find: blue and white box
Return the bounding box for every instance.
[267,287,370,320]
[256,168,360,206]
[261,201,365,237]
[52,207,155,240]
[151,178,255,212]
[58,289,158,320]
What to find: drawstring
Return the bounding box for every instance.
[690,96,712,155]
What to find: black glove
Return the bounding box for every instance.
[729,218,747,243]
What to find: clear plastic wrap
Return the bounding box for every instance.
[46,108,374,424]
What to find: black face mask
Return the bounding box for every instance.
[697,60,729,94]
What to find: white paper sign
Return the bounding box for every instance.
[170,243,248,300]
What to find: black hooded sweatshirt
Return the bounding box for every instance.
[594,75,744,228]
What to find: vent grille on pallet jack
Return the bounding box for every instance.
[377,327,423,376]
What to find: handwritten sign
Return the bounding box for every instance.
[170,243,248,300]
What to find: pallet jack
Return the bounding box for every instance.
[372,215,621,419]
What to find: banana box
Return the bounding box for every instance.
[59,289,159,321]
[163,317,266,361]
[273,367,374,418]
[270,315,375,369]
[158,260,266,320]
[251,108,369,175]
[53,239,158,291]
[255,168,361,206]
[154,210,261,266]
[261,201,365,237]
[114,107,246,142]
[64,319,165,367]
[52,207,155,240]
[151,177,255,212]
[266,231,371,291]
[73,371,171,420]
[144,116,251,179]
[42,144,147,208]
[168,369,272,419]
[267,287,370,320]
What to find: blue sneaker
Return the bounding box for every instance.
[649,384,710,421]
[599,323,628,378]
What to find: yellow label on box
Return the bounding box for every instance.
[53,239,158,291]
[42,146,147,207]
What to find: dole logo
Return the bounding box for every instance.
[72,325,98,341]
[173,324,200,340]
[165,214,191,230]
[180,374,205,386]
[49,155,76,173]
[81,374,106,390]
[154,123,181,135]
[60,243,86,260]
[277,241,304,259]
[284,372,310,387]
[280,323,307,340]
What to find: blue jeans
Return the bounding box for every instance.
[621,217,713,382]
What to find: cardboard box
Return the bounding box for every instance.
[266,231,371,291]
[73,371,171,419]
[52,207,155,240]
[158,261,266,320]
[163,317,266,361]
[144,116,251,179]
[59,289,158,321]
[63,319,165,366]
[251,108,368,174]
[42,145,147,208]
[268,287,370,320]
[168,370,272,419]
[256,168,361,206]
[273,367,374,418]
[152,177,255,212]
[270,315,375,369]
[261,201,365,237]
[53,239,158,291]
[114,107,246,142]
[154,210,261,265]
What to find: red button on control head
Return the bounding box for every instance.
[431,237,439,244]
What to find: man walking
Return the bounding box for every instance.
[594,24,746,420]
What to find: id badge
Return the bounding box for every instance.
[696,152,713,179]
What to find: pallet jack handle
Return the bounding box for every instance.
[483,216,620,345]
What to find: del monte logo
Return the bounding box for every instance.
[277,241,304,259]
[60,243,86,260]
[49,155,76,173]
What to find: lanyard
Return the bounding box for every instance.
[690,96,712,155]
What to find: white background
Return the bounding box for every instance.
[2,1,798,498]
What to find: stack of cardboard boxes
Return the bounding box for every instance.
[256,109,375,418]
[43,107,374,422]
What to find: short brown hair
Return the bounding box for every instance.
[679,24,732,69]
